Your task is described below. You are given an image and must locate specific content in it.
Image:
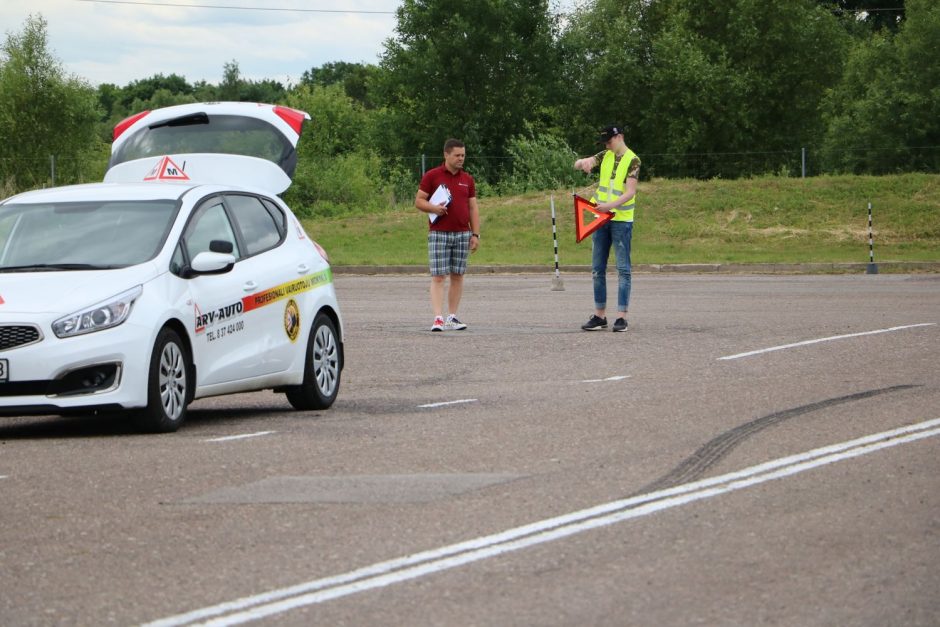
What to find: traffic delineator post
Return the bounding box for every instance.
[550,195,564,290]
[866,201,878,274]
[574,194,613,243]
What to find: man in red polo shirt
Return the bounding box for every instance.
[415,138,480,332]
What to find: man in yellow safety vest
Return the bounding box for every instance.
[573,124,641,332]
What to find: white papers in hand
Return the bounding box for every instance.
[428,184,451,223]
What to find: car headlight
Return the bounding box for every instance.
[52,285,143,338]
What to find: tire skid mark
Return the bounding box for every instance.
[637,384,920,495]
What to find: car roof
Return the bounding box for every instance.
[2,182,197,205]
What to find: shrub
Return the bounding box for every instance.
[285,151,392,217]
[497,131,589,195]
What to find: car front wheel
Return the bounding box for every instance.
[286,313,341,411]
[136,327,190,433]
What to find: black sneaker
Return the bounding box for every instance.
[581,315,608,331]
[612,317,628,332]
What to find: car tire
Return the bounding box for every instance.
[136,327,190,433]
[286,313,341,411]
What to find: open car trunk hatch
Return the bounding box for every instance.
[105,102,310,195]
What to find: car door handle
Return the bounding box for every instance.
[243,281,258,292]
[297,264,310,274]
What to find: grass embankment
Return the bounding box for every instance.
[301,174,940,267]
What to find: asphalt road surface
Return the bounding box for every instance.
[1,273,938,626]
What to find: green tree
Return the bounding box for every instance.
[96,73,197,142]
[0,14,102,190]
[217,60,285,103]
[377,0,561,182]
[559,0,851,177]
[241,78,287,104]
[117,73,194,112]
[300,61,380,108]
[556,0,648,156]
[822,0,906,33]
[219,59,242,101]
[638,0,850,177]
[283,83,393,215]
[286,83,371,157]
[821,0,940,173]
[96,82,122,120]
[499,126,583,194]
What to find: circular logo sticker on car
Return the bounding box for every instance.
[284,299,300,342]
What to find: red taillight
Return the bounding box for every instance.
[113,110,150,141]
[313,241,329,263]
[274,106,309,135]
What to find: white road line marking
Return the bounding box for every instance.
[144,417,940,627]
[204,431,275,443]
[582,375,630,383]
[718,323,936,361]
[417,399,478,409]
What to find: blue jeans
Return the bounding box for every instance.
[591,220,633,312]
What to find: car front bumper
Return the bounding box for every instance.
[0,317,155,414]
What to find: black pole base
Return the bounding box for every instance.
[866,263,879,274]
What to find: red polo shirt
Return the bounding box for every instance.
[419,163,476,232]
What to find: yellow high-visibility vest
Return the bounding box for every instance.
[591,149,638,222]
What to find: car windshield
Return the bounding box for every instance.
[0,200,178,271]
[110,114,293,168]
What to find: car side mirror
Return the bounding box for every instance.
[189,251,236,275]
[209,240,234,254]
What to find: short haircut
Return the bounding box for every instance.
[444,139,465,153]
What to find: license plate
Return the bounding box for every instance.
[0,359,6,381]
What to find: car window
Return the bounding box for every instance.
[170,243,186,276]
[0,200,177,269]
[0,212,13,256]
[183,201,240,260]
[226,194,283,256]
[261,198,288,236]
[111,115,292,167]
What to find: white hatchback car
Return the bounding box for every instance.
[0,102,343,432]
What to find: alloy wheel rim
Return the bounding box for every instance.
[313,325,338,397]
[159,342,186,421]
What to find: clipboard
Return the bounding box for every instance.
[428,184,451,223]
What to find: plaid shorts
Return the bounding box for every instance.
[428,230,471,276]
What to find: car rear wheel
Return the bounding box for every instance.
[136,328,190,433]
[286,313,340,410]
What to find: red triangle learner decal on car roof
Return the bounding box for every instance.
[143,156,190,181]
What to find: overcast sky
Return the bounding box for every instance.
[1,0,579,88]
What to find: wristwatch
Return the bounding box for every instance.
[471,233,480,239]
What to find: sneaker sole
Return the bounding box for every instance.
[581,326,608,331]
[612,327,627,332]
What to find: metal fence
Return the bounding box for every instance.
[0,156,108,194]
[4,146,939,198]
[390,146,940,181]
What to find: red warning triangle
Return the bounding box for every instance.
[574,194,613,243]
[143,156,190,181]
